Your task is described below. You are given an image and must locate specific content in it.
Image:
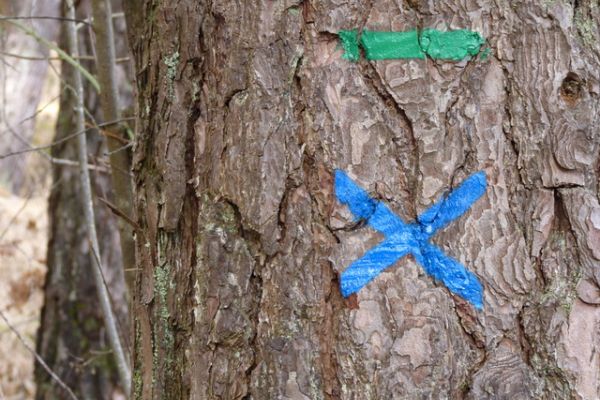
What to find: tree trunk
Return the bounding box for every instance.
[125,1,600,398]
[0,0,60,193]
[35,1,130,398]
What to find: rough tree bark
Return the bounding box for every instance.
[125,1,600,399]
[35,1,130,398]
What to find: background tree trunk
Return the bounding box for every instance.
[0,0,60,193]
[125,1,600,398]
[35,1,130,398]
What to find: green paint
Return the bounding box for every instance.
[360,30,425,59]
[339,29,486,61]
[338,29,360,61]
[420,29,485,60]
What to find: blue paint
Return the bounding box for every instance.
[334,170,487,309]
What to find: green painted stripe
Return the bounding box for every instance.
[339,30,361,61]
[361,30,425,60]
[339,29,486,61]
[419,29,485,60]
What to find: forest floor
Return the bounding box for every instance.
[0,190,48,399]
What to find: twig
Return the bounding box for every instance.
[17,93,61,125]
[105,142,133,156]
[65,0,131,394]
[97,196,140,231]
[88,238,131,356]
[0,15,88,24]
[0,49,111,184]
[104,142,133,156]
[0,55,17,70]
[0,309,79,400]
[0,175,66,243]
[0,50,62,61]
[0,196,30,241]
[50,157,110,173]
[0,116,135,159]
[102,128,130,145]
[0,14,100,90]
[92,0,136,309]
[1,50,130,63]
[0,316,38,335]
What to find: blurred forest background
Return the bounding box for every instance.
[1,0,131,397]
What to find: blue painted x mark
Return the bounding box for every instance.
[335,170,487,309]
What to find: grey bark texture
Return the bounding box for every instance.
[91,0,136,292]
[35,1,130,398]
[125,1,600,399]
[65,0,131,391]
[0,0,60,193]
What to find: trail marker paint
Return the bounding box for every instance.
[335,170,487,309]
[339,29,486,61]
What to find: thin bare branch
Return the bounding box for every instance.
[17,93,61,125]
[0,50,58,60]
[0,177,65,243]
[105,142,133,156]
[0,15,88,24]
[0,316,38,335]
[0,116,135,159]
[0,50,129,62]
[65,1,131,394]
[92,0,136,307]
[0,197,30,241]
[97,196,140,231]
[0,310,79,400]
[0,14,100,90]
[50,157,110,172]
[88,237,132,355]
